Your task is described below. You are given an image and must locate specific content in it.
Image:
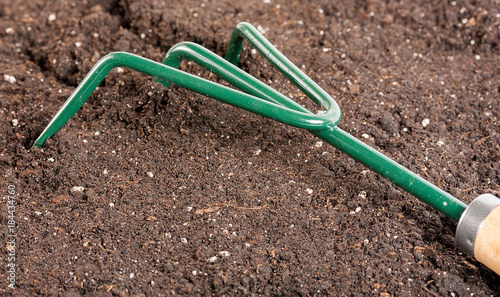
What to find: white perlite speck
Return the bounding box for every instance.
[181,238,188,243]
[219,251,230,257]
[4,74,16,84]
[208,256,218,262]
[306,188,313,194]
[422,118,430,127]
[147,172,154,178]
[70,186,84,192]
[48,13,56,22]
[11,119,19,127]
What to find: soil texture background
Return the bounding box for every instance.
[0,0,499,296]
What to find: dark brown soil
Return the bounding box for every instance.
[1,0,499,296]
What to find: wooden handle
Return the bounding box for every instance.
[474,206,500,275]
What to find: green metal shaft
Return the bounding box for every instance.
[160,35,467,221]
[315,128,466,221]
[224,22,467,221]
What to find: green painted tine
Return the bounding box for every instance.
[226,22,336,111]
[155,41,340,127]
[31,52,337,149]
[155,42,309,113]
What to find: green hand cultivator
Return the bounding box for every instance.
[33,23,500,275]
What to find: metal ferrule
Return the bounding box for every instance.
[455,194,500,255]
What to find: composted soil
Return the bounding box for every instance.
[0,0,499,296]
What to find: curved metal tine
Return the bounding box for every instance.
[32,52,336,148]
[155,41,308,114]
[225,22,341,118]
[156,41,338,130]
